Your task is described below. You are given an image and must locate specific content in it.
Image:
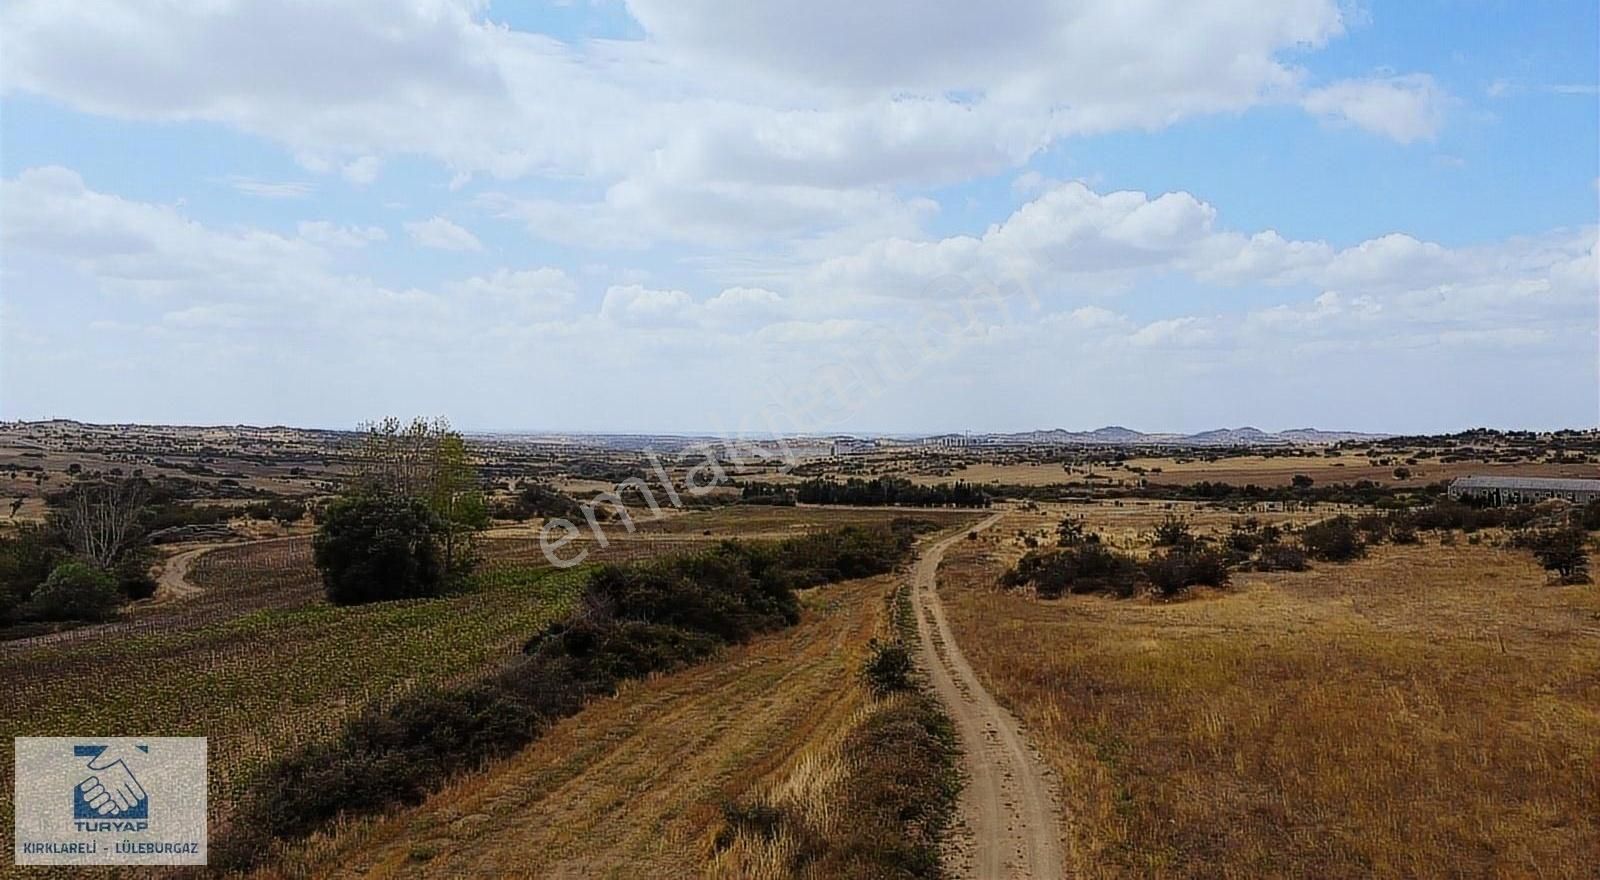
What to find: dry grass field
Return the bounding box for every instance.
[939,508,1600,878]
[257,572,900,879]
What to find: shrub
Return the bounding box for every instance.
[716,694,958,879]
[863,639,915,696]
[525,618,720,690]
[312,488,446,605]
[1389,521,1420,545]
[1355,512,1391,544]
[1056,517,1094,546]
[1143,546,1231,597]
[24,561,121,622]
[1301,515,1364,562]
[1152,514,1195,548]
[1003,541,1141,599]
[1253,542,1308,572]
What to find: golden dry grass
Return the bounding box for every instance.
[940,509,1600,878]
[255,575,896,879]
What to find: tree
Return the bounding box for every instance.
[24,561,121,622]
[312,488,446,604]
[428,432,488,575]
[355,417,485,577]
[55,478,148,569]
[1291,474,1315,489]
[0,524,69,623]
[1530,527,1590,585]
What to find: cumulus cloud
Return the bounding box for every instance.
[404,216,483,252]
[1301,74,1450,143]
[0,0,1441,249]
[1,165,327,298]
[3,163,1594,430]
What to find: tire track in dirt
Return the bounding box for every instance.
[913,514,1067,879]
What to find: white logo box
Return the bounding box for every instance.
[13,737,207,866]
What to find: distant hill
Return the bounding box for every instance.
[967,426,1385,447]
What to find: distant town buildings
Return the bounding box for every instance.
[1447,475,1600,506]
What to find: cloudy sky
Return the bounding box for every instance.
[1,1,1595,434]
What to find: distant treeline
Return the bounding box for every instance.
[995,479,1449,508]
[802,477,992,508]
[756,476,991,508]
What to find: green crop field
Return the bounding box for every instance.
[0,552,585,849]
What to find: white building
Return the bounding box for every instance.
[1447,475,1600,506]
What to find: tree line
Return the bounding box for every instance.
[759,476,990,508]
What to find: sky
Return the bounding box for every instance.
[1,0,1596,435]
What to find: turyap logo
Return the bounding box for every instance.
[71,744,150,829]
[13,737,207,866]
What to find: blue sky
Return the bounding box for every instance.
[1,1,1595,434]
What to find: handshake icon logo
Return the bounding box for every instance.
[72,744,150,823]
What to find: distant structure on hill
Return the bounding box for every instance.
[1447,475,1600,506]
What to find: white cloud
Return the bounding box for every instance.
[3,164,1594,431]
[599,284,694,325]
[297,220,387,248]
[440,268,577,324]
[0,0,1427,250]
[1,165,327,299]
[341,155,384,185]
[1301,74,1450,143]
[224,176,315,199]
[404,215,483,252]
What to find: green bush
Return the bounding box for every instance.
[24,561,121,622]
[312,488,446,605]
[1143,546,1231,597]
[1301,515,1364,562]
[0,524,68,623]
[1152,514,1195,548]
[1003,540,1141,599]
[863,639,915,696]
[1253,542,1308,572]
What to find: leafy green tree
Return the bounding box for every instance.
[355,417,485,577]
[25,561,121,622]
[428,432,487,575]
[0,524,68,623]
[312,488,446,604]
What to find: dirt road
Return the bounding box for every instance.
[154,544,210,600]
[913,514,1067,879]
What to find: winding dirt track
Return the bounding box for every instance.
[914,514,1068,879]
